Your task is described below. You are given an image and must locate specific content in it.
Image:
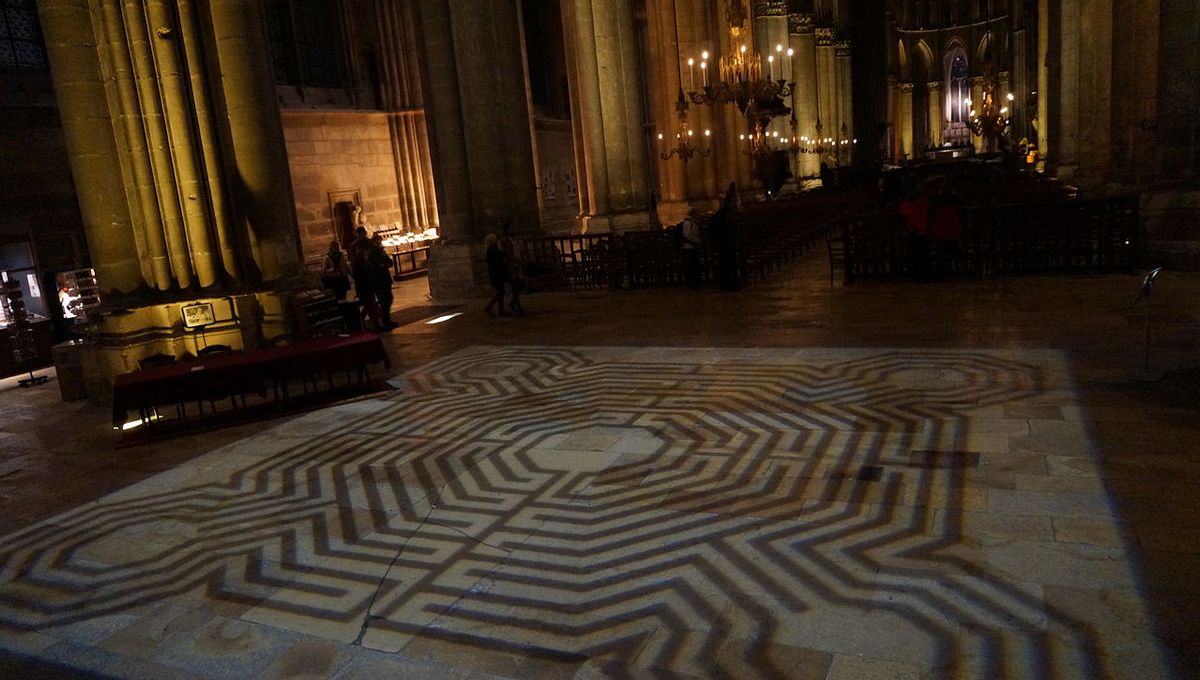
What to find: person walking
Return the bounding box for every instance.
[499,222,526,315]
[483,233,510,317]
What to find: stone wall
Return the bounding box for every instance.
[281,111,404,268]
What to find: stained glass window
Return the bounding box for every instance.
[0,0,47,72]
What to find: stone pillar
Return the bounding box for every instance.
[37,0,302,297]
[563,0,651,232]
[415,0,539,298]
[790,13,818,178]
[375,1,439,231]
[37,0,302,400]
[1075,0,1113,187]
[36,0,142,295]
[835,39,853,144]
[886,75,897,162]
[1037,0,1051,160]
[898,82,914,161]
[645,0,683,219]
[815,27,837,146]
[679,0,718,205]
[207,0,303,283]
[928,80,943,147]
[753,1,789,143]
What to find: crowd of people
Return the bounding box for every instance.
[320,226,396,332]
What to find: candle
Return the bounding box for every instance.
[701,61,707,87]
[687,58,694,91]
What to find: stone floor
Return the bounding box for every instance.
[1,251,1198,680]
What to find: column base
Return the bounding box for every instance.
[80,291,294,406]
[427,241,480,301]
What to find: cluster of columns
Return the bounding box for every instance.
[374,1,439,232]
[36,0,302,298]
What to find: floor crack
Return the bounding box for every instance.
[351,499,437,647]
[426,518,514,555]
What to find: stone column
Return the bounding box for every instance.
[1037,0,1051,160]
[563,0,651,232]
[208,0,304,283]
[753,1,789,143]
[376,0,439,231]
[886,75,898,162]
[415,0,539,298]
[815,27,837,144]
[927,80,943,147]
[1075,0,1113,187]
[898,82,914,161]
[36,0,142,294]
[790,13,818,178]
[37,0,301,296]
[835,39,853,144]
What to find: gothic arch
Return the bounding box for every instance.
[914,39,936,81]
[897,39,910,81]
[977,32,992,66]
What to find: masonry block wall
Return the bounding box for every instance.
[282,111,405,268]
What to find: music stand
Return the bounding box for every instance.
[1133,267,1162,374]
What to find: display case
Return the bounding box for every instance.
[1,272,51,384]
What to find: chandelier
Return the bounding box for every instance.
[966,66,1012,152]
[683,0,793,114]
[658,90,712,162]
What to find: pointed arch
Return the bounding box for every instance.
[977,32,992,66]
[897,39,909,81]
[943,42,969,125]
[914,39,936,81]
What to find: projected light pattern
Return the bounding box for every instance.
[0,347,1167,679]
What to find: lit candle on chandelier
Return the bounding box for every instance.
[687,57,695,91]
[700,60,708,87]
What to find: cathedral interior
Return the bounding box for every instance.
[1,1,1199,678]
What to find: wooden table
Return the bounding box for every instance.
[112,333,391,427]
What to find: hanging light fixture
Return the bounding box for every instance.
[659,90,712,162]
[682,0,794,115]
[661,0,711,164]
[966,64,1012,152]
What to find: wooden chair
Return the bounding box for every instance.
[827,235,846,285]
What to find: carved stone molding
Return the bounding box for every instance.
[899,82,915,94]
[835,39,852,56]
[789,12,814,34]
[927,80,943,92]
[753,0,788,17]
[815,27,834,46]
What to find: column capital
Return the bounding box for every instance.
[835,39,852,56]
[887,74,898,87]
[815,27,834,46]
[753,0,788,17]
[899,81,915,94]
[788,13,814,34]
[998,70,1011,84]
[927,80,943,92]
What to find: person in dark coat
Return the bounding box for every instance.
[714,183,742,292]
[483,233,510,317]
[369,234,395,329]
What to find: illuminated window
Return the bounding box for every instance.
[947,51,969,123]
[0,0,46,72]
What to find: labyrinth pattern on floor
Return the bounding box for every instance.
[0,347,1167,679]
